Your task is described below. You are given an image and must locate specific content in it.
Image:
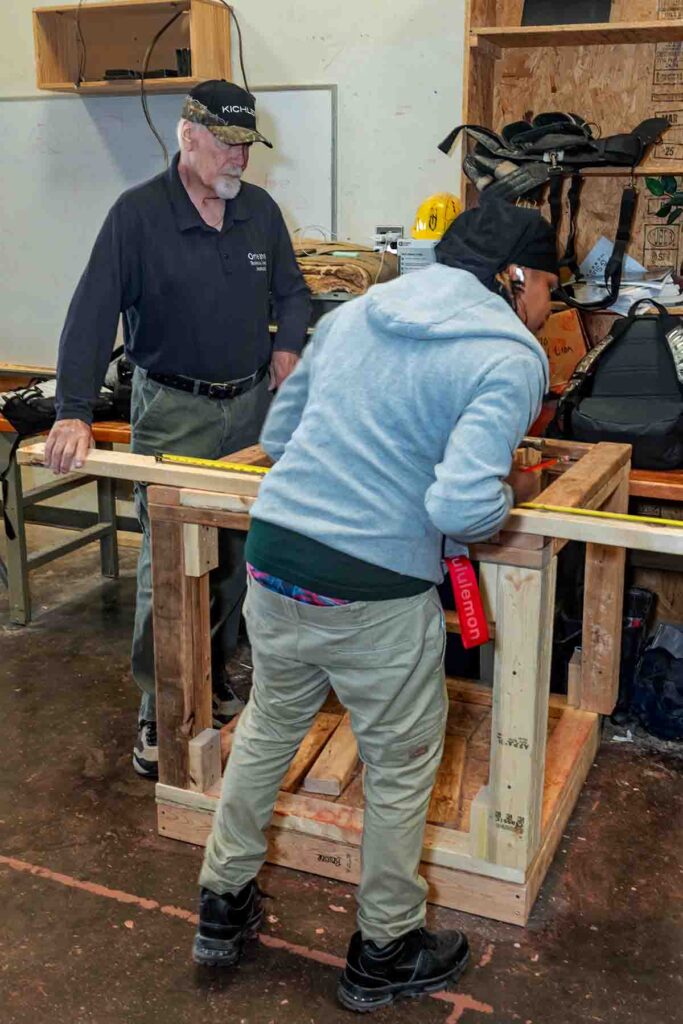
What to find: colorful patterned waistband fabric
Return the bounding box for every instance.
[247,564,351,606]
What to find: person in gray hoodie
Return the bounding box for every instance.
[192,199,559,1010]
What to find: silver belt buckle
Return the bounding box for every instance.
[208,382,235,399]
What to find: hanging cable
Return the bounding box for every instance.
[217,2,250,92]
[75,0,87,85]
[140,10,184,167]
[139,4,249,166]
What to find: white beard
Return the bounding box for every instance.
[213,175,242,200]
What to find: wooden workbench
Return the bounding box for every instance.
[141,440,638,924]
[17,436,683,922]
[0,417,135,624]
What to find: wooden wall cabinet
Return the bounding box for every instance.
[33,0,231,95]
[462,0,683,269]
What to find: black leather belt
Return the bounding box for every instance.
[147,363,268,400]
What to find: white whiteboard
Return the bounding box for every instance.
[0,86,336,367]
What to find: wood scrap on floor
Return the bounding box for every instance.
[302,712,359,796]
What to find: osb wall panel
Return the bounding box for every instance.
[611,1,662,19]
[493,39,683,270]
[469,0,678,28]
[468,0,498,29]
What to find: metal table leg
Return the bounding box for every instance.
[0,432,30,625]
[95,442,119,579]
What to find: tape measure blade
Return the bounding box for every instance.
[158,453,269,475]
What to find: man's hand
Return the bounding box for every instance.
[506,466,542,506]
[269,350,300,391]
[44,419,93,475]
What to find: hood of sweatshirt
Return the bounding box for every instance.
[365,262,549,384]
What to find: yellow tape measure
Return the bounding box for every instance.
[155,453,270,476]
[521,501,683,530]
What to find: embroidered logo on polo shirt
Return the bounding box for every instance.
[248,252,267,272]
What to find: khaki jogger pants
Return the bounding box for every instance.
[199,576,447,943]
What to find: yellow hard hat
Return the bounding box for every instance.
[411,192,462,240]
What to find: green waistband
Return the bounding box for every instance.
[245,519,432,601]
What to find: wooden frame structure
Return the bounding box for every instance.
[461,3,683,272]
[0,421,138,625]
[17,437,683,923]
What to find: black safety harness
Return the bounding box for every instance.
[439,114,670,310]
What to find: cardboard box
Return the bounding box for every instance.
[536,308,588,393]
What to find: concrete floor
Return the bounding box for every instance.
[1,527,681,1024]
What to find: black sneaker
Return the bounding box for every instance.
[337,926,469,1012]
[133,721,158,779]
[192,880,264,967]
[212,683,245,727]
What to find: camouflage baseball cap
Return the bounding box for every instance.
[182,80,272,148]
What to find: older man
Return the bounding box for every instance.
[45,80,311,778]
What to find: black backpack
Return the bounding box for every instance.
[438,114,669,310]
[632,623,683,741]
[547,300,683,470]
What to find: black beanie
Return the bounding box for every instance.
[435,197,558,290]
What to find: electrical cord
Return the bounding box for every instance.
[139,5,249,167]
[75,0,87,85]
[140,10,184,167]
[373,244,388,285]
[217,3,250,92]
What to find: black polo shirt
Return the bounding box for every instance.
[56,153,311,422]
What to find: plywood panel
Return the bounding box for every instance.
[468,0,499,30]
[633,565,683,619]
[473,0,667,27]
[445,700,488,738]
[427,735,467,826]
[492,39,682,271]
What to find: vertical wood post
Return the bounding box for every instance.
[470,556,557,871]
[580,466,630,714]
[151,514,213,788]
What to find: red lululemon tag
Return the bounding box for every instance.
[445,556,490,650]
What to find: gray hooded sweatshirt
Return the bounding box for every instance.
[253,262,549,584]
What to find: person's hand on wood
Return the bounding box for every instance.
[44,419,93,475]
[505,466,542,506]
[269,350,300,391]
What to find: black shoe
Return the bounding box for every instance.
[211,666,246,727]
[337,926,469,1012]
[192,880,264,967]
[132,721,158,779]
[212,684,245,728]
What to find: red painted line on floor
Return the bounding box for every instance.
[259,932,346,969]
[0,854,494,1021]
[0,855,160,910]
[431,990,494,1023]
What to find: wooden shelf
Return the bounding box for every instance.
[41,76,198,95]
[33,0,231,94]
[581,164,683,178]
[33,0,189,12]
[472,20,683,50]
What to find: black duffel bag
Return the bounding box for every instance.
[547,300,683,470]
[0,347,133,439]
